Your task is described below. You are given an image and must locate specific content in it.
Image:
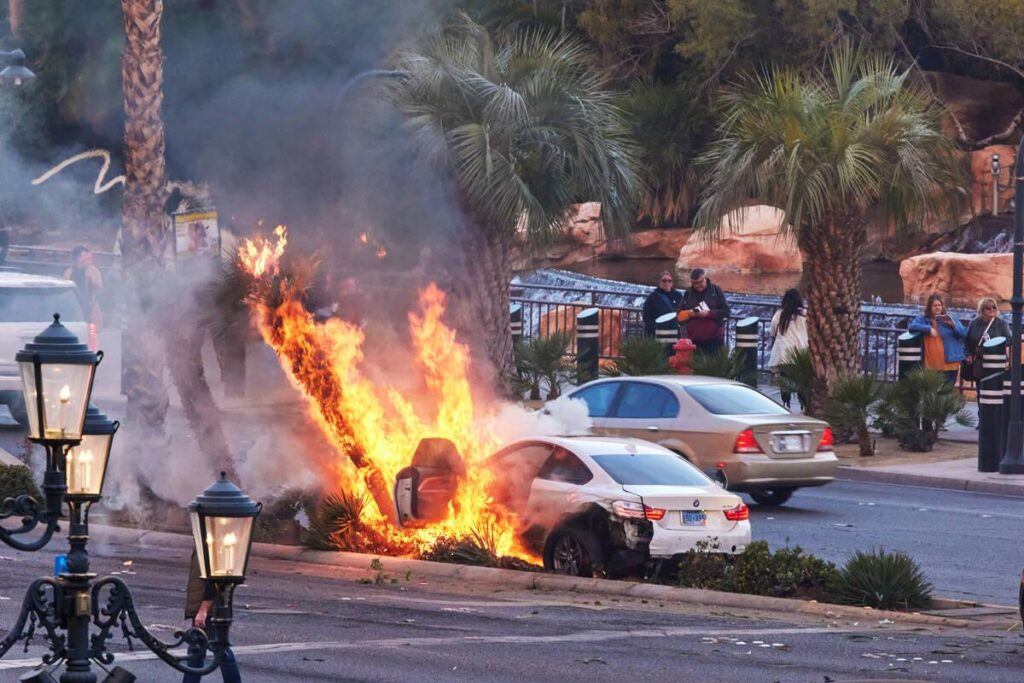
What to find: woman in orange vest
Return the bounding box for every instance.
[908,293,967,385]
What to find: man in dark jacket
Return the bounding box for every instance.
[642,271,683,336]
[680,268,730,354]
[183,551,241,683]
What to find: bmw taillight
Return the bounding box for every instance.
[733,428,763,454]
[817,427,834,452]
[612,500,666,521]
[724,503,749,521]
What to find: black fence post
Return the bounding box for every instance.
[510,304,522,346]
[978,335,1006,472]
[655,312,679,357]
[735,316,760,387]
[896,331,922,380]
[576,307,599,382]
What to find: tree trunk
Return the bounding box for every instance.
[8,0,22,38]
[857,422,874,456]
[453,227,515,395]
[162,304,237,479]
[121,1,235,478]
[121,0,170,432]
[800,218,864,412]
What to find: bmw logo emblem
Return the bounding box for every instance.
[692,500,700,508]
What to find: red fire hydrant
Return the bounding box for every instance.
[668,337,696,374]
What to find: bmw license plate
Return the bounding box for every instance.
[775,435,805,453]
[682,511,706,526]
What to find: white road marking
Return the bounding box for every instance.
[0,626,850,670]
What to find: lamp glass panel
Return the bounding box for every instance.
[17,361,41,439]
[203,516,253,578]
[189,512,208,579]
[18,362,93,440]
[65,433,111,496]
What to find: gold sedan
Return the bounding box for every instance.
[564,375,838,506]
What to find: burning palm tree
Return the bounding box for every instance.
[387,17,643,392]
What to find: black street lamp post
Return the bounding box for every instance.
[1002,138,1024,474]
[0,315,261,682]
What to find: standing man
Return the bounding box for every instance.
[642,270,682,337]
[183,550,241,683]
[64,246,104,329]
[680,268,730,354]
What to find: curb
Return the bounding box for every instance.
[90,523,969,628]
[837,466,1024,498]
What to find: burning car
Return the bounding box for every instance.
[395,435,751,577]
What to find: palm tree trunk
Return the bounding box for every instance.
[163,312,237,478]
[121,1,235,477]
[800,218,864,411]
[121,0,170,432]
[454,227,515,395]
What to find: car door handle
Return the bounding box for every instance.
[647,426,659,432]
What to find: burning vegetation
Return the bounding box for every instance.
[238,227,537,564]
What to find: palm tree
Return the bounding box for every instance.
[120,0,235,476]
[120,0,170,431]
[388,18,643,392]
[694,44,962,406]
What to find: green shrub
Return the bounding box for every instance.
[874,368,973,451]
[603,336,670,376]
[775,347,815,412]
[837,548,932,610]
[824,374,884,456]
[0,463,41,503]
[672,540,839,599]
[511,332,577,400]
[689,347,754,385]
[673,539,731,590]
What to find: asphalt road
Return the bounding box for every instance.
[1,537,1024,682]
[746,480,1024,605]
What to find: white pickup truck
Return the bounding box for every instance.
[0,270,87,425]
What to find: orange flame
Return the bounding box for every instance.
[239,228,533,561]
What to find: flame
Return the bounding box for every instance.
[238,228,534,562]
[376,246,388,258]
[359,232,368,244]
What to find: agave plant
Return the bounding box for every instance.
[774,348,815,413]
[688,346,731,378]
[511,331,576,400]
[602,336,671,377]
[303,489,410,555]
[837,548,933,610]
[875,368,973,451]
[824,374,884,456]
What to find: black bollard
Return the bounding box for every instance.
[978,336,1007,472]
[655,312,679,357]
[735,316,760,387]
[576,307,600,383]
[896,331,923,380]
[510,304,523,346]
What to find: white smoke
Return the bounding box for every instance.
[483,396,592,444]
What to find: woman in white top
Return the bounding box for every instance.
[768,288,809,410]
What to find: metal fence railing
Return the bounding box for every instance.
[511,282,978,387]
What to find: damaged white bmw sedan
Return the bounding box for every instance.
[395,435,751,577]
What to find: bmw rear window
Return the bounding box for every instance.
[685,384,788,416]
[0,288,84,322]
[591,454,710,486]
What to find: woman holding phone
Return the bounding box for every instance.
[908,293,967,384]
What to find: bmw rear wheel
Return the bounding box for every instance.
[544,527,604,577]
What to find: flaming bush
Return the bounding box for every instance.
[238,227,535,563]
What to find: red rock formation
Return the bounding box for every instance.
[677,205,801,274]
[899,252,1012,304]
